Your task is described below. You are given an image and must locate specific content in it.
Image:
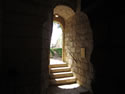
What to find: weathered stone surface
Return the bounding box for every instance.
[63,12,93,90]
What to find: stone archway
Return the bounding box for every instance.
[49,4,94,91]
[53,5,75,61]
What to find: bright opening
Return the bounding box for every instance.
[57,83,80,89]
[50,21,63,61]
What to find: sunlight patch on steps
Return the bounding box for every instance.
[57,83,80,89]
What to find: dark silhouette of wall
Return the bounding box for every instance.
[1,0,77,94]
[1,0,53,94]
[82,0,125,94]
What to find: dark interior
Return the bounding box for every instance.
[0,0,125,94]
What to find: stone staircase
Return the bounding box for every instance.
[49,62,77,85]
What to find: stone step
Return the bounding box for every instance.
[49,63,67,68]
[50,72,73,78]
[50,67,71,73]
[50,77,76,85]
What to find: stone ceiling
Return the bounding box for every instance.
[54,5,75,20]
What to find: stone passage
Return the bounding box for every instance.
[49,59,76,85]
[48,2,94,93]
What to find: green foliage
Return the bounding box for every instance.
[50,48,54,56]
[53,48,62,57]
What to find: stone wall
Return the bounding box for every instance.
[41,11,53,93]
[0,0,4,93]
[2,0,53,94]
[64,12,93,90]
[0,0,2,68]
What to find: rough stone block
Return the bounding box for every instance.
[71,48,75,52]
[75,49,80,53]
[70,42,73,47]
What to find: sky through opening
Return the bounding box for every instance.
[50,22,62,48]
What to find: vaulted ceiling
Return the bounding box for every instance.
[54,5,75,20]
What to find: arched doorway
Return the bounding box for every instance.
[48,4,93,94]
[50,20,63,63]
[50,21,63,49]
[49,5,79,87]
[52,5,75,62]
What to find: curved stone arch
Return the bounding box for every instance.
[52,4,76,62]
[53,15,65,29]
[48,1,94,92]
[53,5,75,21]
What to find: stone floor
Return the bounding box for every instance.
[50,58,64,65]
[47,83,89,94]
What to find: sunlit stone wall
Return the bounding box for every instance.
[64,12,94,90]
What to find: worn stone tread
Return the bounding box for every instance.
[49,63,67,68]
[50,77,76,85]
[50,71,73,78]
[50,67,71,73]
